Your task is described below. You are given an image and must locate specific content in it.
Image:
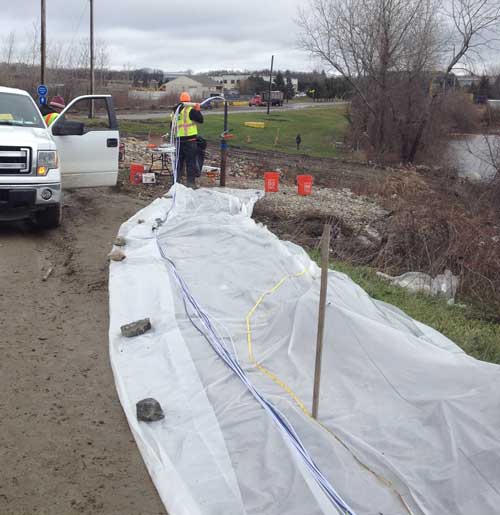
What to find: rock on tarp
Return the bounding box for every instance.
[109,184,500,515]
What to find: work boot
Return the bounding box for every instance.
[186,181,199,190]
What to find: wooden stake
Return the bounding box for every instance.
[312,223,331,420]
[220,101,228,187]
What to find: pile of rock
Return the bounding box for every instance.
[232,178,388,233]
[121,137,152,167]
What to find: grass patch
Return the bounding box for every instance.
[118,105,349,158]
[311,254,500,364]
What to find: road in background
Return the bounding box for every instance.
[115,101,347,120]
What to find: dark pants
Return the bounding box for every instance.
[177,140,199,185]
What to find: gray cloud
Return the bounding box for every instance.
[1,0,316,72]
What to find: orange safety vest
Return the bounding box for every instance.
[44,112,59,126]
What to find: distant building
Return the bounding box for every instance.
[456,75,482,88]
[159,75,223,99]
[211,73,300,92]
[210,74,251,87]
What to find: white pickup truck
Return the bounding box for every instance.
[0,86,119,228]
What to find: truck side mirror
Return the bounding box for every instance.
[52,120,85,136]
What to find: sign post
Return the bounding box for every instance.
[38,84,48,108]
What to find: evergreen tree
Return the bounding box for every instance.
[478,75,492,99]
[273,71,286,93]
[285,70,295,101]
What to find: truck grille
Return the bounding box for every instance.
[0,146,31,175]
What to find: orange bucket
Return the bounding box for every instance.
[130,163,145,185]
[264,172,280,193]
[297,175,313,196]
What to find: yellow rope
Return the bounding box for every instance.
[245,270,415,515]
[245,269,310,416]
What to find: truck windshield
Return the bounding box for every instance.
[0,92,44,128]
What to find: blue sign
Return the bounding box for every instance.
[37,84,48,96]
[39,96,47,106]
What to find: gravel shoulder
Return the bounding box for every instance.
[0,189,166,515]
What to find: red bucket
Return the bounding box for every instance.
[264,172,280,193]
[130,163,145,185]
[297,174,313,196]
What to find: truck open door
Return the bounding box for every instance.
[50,95,119,189]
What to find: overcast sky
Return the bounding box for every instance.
[1,0,317,73]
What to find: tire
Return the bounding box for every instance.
[37,204,62,229]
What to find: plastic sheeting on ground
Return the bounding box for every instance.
[109,185,500,515]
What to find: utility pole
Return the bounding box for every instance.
[312,223,331,420]
[89,0,95,117]
[41,0,46,85]
[267,55,274,115]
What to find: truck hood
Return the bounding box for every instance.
[0,126,55,150]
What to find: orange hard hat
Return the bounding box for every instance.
[180,91,191,102]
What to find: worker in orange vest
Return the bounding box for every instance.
[43,96,66,126]
[172,92,203,188]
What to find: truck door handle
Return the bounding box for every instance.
[107,138,118,148]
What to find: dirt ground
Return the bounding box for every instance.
[0,189,166,515]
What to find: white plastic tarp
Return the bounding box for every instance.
[109,185,500,515]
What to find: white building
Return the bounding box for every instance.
[210,74,251,87]
[160,76,223,99]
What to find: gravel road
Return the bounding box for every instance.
[0,189,166,515]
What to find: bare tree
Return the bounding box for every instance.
[1,31,17,65]
[22,22,40,68]
[48,41,65,71]
[408,0,500,161]
[298,0,500,163]
[95,38,110,88]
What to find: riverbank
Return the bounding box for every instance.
[316,258,500,364]
[119,136,500,359]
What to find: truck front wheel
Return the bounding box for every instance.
[37,204,62,230]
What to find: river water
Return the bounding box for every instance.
[449,134,500,181]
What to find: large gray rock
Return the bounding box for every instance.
[120,318,152,338]
[136,398,165,422]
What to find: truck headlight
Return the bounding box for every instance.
[37,150,58,176]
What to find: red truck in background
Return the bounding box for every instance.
[249,91,284,107]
